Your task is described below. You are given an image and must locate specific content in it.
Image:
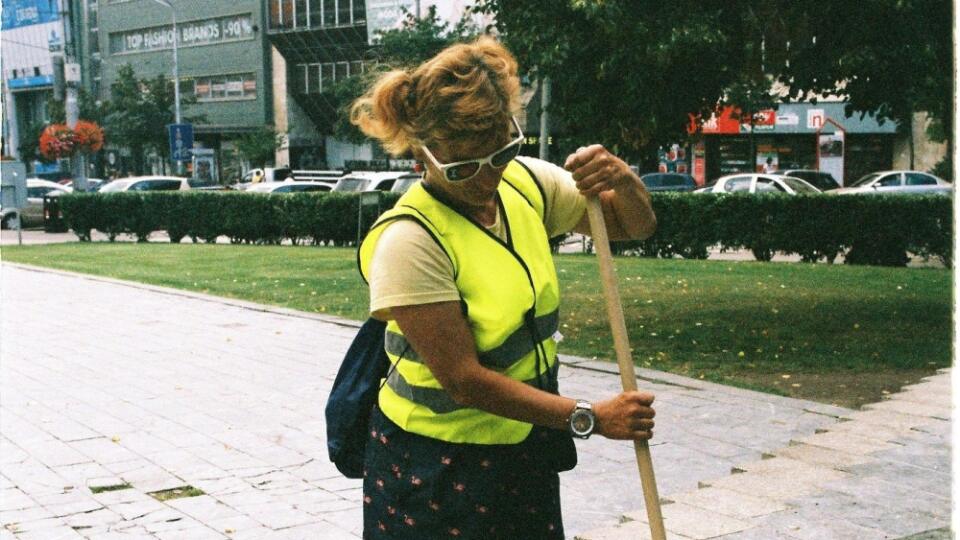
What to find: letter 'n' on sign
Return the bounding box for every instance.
[807,109,825,130]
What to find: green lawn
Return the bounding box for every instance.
[3,242,952,408]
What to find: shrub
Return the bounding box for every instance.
[58,190,952,268]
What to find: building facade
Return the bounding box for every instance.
[2,0,64,171]
[688,101,908,186]
[97,0,274,179]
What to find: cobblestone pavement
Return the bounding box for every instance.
[0,264,950,539]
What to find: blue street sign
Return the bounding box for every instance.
[168,123,194,162]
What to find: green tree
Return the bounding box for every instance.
[474,0,952,164]
[104,64,203,174]
[326,5,479,143]
[234,126,287,168]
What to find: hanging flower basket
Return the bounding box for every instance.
[73,120,105,154]
[38,120,106,160]
[39,124,77,160]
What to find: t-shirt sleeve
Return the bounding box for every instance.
[516,156,586,238]
[367,219,460,320]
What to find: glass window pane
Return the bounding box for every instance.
[320,64,334,91]
[905,173,936,186]
[878,174,902,187]
[352,0,364,22]
[335,62,348,81]
[309,0,324,26]
[243,74,256,97]
[338,0,351,24]
[350,61,362,76]
[295,0,307,27]
[323,0,335,26]
[295,64,308,93]
[308,64,321,94]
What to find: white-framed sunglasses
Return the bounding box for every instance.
[421,116,524,182]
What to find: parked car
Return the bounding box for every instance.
[773,169,840,191]
[240,167,292,184]
[832,170,952,196]
[291,169,349,185]
[245,181,332,194]
[64,178,106,191]
[332,171,408,192]
[99,176,191,192]
[1,178,73,229]
[390,173,422,193]
[640,173,698,192]
[704,173,822,195]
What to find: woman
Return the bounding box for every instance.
[352,36,657,539]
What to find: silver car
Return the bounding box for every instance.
[833,171,952,196]
[1,179,73,229]
[705,173,822,195]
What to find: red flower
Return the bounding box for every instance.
[476,505,488,514]
[363,495,372,505]
[73,120,104,153]
[387,506,396,516]
[410,476,422,486]
[428,500,440,511]
[403,515,416,526]
[453,482,466,493]
[39,124,76,160]
[449,528,461,536]
[440,456,452,465]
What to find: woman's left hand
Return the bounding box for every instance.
[564,144,638,197]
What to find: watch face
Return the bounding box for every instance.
[571,410,594,435]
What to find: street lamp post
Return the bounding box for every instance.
[151,0,183,175]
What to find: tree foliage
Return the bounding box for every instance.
[327,6,480,143]
[473,0,952,162]
[103,64,203,174]
[235,126,287,168]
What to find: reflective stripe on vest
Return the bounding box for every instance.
[383,308,559,369]
[385,358,560,414]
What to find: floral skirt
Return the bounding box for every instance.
[362,406,566,539]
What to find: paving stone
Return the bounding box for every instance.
[863,400,951,420]
[668,486,788,519]
[773,443,873,469]
[792,431,897,455]
[624,501,753,539]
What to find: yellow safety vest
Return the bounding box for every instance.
[358,161,561,444]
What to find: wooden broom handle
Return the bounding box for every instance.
[586,197,666,540]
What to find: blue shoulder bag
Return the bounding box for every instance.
[325,317,399,479]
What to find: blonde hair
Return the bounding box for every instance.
[351,36,521,156]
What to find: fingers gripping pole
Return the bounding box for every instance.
[586,197,666,540]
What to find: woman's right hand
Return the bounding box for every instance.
[593,391,656,440]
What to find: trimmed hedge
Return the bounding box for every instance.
[60,191,401,247]
[59,191,952,266]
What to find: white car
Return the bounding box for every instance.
[1,178,73,229]
[332,171,409,192]
[99,176,191,192]
[705,173,822,195]
[64,178,106,191]
[245,181,332,194]
[833,171,952,196]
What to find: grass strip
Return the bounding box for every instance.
[3,242,951,408]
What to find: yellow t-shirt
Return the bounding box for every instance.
[369,156,585,319]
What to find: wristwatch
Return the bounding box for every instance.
[568,400,596,439]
